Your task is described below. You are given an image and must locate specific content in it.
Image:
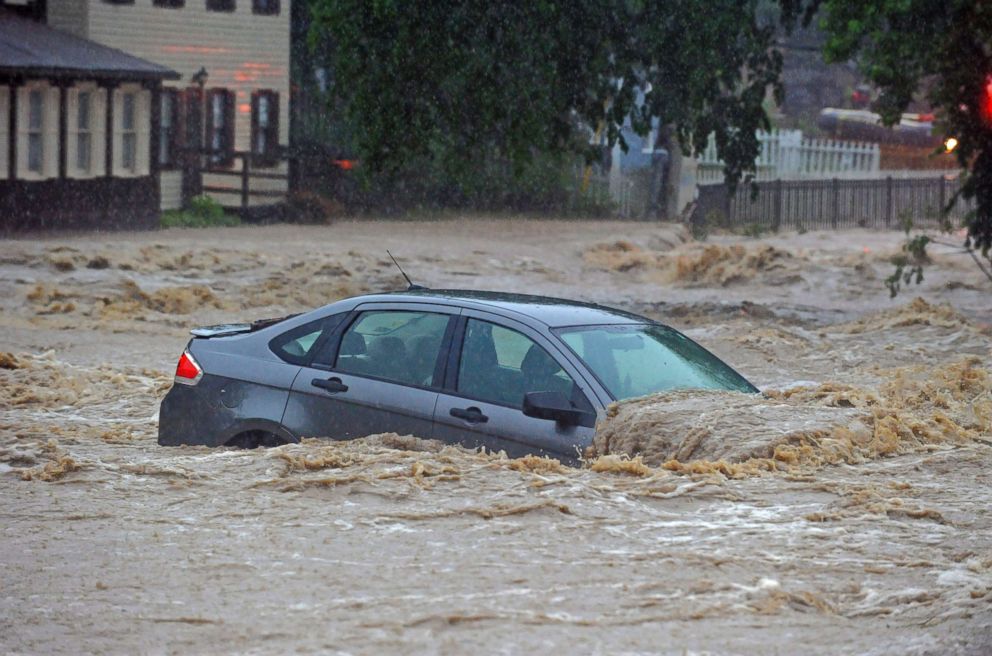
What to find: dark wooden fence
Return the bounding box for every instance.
[696,176,972,231]
[201,151,289,215]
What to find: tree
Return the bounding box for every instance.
[784,0,992,290]
[310,0,992,276]
[308,0,784,204]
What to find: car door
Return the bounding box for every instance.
[281,303,457,442]
[433,312,598,460]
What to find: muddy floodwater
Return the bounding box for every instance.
[2,220,991,654]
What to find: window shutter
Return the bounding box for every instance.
[268,92,279,164]
[66,87,79,178]
[112,88,124,177]
[250,90,259,158]
[0,87,8,179]
[205,89,217,165]
[161,88,181,168]
[91,88,107,176]
[43,85,59,179]
[225,89,235,166]
[184,87,201,151]
[136,89,151,175]
[175,89,189,159]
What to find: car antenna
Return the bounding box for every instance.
[386,250,428,291]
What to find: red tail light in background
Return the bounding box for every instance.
[175,350,203,385]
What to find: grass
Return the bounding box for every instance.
[160,195,241,229]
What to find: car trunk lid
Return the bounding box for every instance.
[190,314,300,338]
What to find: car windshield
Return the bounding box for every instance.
[554,324,757,400]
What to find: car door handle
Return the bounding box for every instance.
[311,377,349,393]
[450,406,488,424]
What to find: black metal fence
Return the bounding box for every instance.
[696,176,972,231]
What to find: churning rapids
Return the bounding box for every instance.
[1,220,991,654]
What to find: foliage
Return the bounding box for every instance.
[782,0,992,289]
[349,150,616,214]
[741,222,766,239]
[308,0,992,265]
[160,196,240,229]
[885,232,931,298]
[309,0,784,197]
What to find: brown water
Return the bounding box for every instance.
[2,220,991,654]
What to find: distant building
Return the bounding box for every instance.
[0,0,290,231]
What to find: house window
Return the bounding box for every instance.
[102,0,136,4]
[68,85,105,178]
[153,0,184,7]
[121,92,137,171]
[159,89,180,168]
[206,88,234,167]
[253,0,279,15]
[251,90,278,166]
[27,90,44,173]
[18,83,58,179]
[112,86,149,177]
[76,91,92,172]
[206,0,235,11]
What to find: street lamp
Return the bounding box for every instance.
[191,66,208,89]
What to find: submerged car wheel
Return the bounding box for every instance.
[225,430,286,449]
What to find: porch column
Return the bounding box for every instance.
[8,80,17,182]
[147,81,161,179]
[58,80,68,179]
[101,81,116,178]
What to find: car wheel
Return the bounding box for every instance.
[225,430,286,449]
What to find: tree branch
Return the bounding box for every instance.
[924,237,992,284]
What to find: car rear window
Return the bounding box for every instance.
[269,313,347,365]
[334,310,451,387]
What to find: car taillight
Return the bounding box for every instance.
[175,350,203,385]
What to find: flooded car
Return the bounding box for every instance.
[158,290,757,459]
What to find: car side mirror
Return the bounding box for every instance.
[522,391,584,426]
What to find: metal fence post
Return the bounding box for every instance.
[772,178,783,231]
[832,177,839,229]
[724,184,732,227]
[938,175,946,217]
[885,176,893,227]
[240,154,250,211]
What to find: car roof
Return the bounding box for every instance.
[354,289,650,328]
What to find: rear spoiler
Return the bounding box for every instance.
[190,313,300,338]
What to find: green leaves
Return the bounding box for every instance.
[811,0,992,289]
[885,234,930,298]
[306,0,992,279]
[309,0,783,195]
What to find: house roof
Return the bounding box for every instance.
[0,12,180,81]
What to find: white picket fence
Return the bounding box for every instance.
[697,129,881,184]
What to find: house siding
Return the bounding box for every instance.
[46,0,88,37]
[83,1,291,210]
[160,169,183,210]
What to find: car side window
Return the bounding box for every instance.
[269,312,347,365]
[335,310,450,387]
[457,319,590,410]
